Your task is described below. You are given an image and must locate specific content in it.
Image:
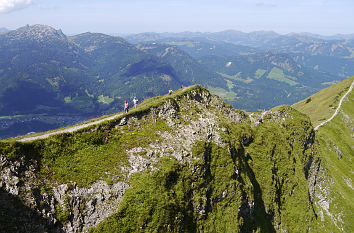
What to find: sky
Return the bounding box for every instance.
[0,0,353,35]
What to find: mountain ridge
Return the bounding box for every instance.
[0,24,352,139]
[125,30,354,53]
[1,78,353,232]
[0,25,187,117]
[0,84,318,232]
[293,77,354,232]
[293,76,354,127]
[0,27,9,34]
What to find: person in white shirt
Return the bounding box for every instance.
[133,97,138,109]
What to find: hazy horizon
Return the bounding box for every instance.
[0,0,353,36]
[3,25,354,38]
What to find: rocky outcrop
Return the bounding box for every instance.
[0,86,226,232]
[0,155,129,232]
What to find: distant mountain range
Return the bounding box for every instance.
[287,32,354,41]
[0,25,353,138]
[126,30,354,110]
[126,29,354,49]
[0,25,198,117]
[0,28,9,34]
[126,30,354,76]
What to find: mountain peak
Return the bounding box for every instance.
[70,32,131,52]
[0,27,9,34]
[72,32,127,42]
[8,24,66,42]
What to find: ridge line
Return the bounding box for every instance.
[314,81,354,131]
[18,113,123,142]
[17,86,197,142]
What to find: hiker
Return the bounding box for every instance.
[133,96,138,109]
[124,100,129,113]
[169,89,173,95]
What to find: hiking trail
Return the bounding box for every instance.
[314,81,354,131]
[18,113,123,142]
[16,82,353,141]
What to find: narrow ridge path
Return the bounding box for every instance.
[15,82,353,141]
[18,113,123,142]
[314,81,354,131]
[17,87,190,142]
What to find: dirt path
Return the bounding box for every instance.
[16,82,353,141]
[18,113,123,142]
[314,81,354,131]
[17,87,189,142]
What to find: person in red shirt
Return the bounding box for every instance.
[124,100,129,113]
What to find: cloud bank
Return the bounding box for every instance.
[0,0,33,13]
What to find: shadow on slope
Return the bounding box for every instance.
[0,188,64,233]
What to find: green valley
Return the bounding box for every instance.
[1,25,353,138]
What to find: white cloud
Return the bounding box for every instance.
[0,0,33,13]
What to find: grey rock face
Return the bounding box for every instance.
[7,24,67,43]
[0,155,129,232]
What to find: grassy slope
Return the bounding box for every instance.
[315,89,354,232]
[294,76,354,232]
[293,76,354,127]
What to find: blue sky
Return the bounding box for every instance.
[0,0,353,35]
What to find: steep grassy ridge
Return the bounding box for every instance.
[92,102,318,233]
[315,90,354,232]
[1,84,351,232]
[313,90,353,232]
[0,85,321,232]
[293,76,354,127]
[294,76,354,232]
